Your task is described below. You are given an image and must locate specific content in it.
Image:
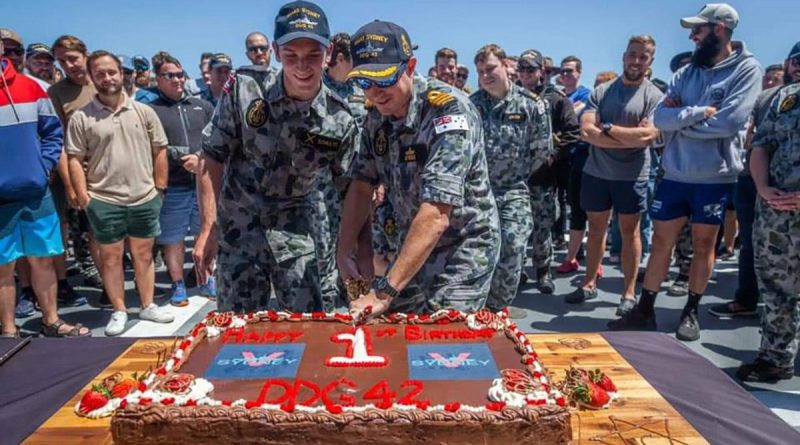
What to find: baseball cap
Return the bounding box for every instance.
[347,20,414,82]
[26,43,54,60]
[765,64,784,74]
[519,49,544,69]
[542,56,559,75]
[274,1,330,47]
[788,41,800,60]
[680,3,739,30]
[0,28,23,46]
[669,51,693,73]
[209,53,232,70]
[117,54,135,72]
[132,55,150,71]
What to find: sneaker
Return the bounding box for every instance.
[199,276,217,301]
[708,302,758,319]
[553,238,568,251]
[736,359,794,383]
[616,298,636,317]
[667,274,689,297]
[98,289,113,308]
[716,246,735,261]
[139,304,174,324]
[608,254,621,265]
[676,309,700,342]
[536,267,555,294]
[105,311,128,336]
[170,281,189,307]
[15,292,36,318]
[556,259,579,274]
[607,308,657,331]
[153,250,164,270]
[57,283,88,307]
[518,271,529,289]
[565,287,597,304]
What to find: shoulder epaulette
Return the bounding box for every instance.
[426,90,456,107]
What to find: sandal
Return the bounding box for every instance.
[40,319,92,338]
[0,326,21,338]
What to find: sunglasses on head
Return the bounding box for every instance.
[352,63,406,90]
[247,45,269,53]
[160,72,185,80]
[3,46,24,57]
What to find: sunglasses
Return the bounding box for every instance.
[517,65,540,74]
[159,72,186,80]
[3,46,24,57]
[248,46,269,53]
[690,24,713,36]
[456,73,468,79]
[560,68,576,75]
[352,63,407,90]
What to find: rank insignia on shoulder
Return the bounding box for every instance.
[245,98,267,128]
[779,94,797,113]
[427,90,455,107]
[374,127,388,156]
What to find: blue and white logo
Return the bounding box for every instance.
[407,343,500,380]
[204,344,305,380]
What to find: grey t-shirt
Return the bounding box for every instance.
[583,78,663,181]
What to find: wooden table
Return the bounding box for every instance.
[22,333,707,445]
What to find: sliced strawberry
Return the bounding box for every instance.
[79,385,111,414]
[573,382,610,409]
[590,369,618,393]
[111,378,138,398]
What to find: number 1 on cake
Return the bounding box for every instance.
[326,327,388,367]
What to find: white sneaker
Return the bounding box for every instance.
[139,304,175,324]
[105,311,128,336]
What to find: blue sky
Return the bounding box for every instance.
[4,0,799,89]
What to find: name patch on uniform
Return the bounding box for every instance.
[299,130,341,151]
[779,94,797,113]
[400,144,427,164]
[245,99,267,128]
[505,113,525,122]
[374,127,388,156]
[433,114,469,134]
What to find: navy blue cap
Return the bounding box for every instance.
[348,20,413,82]
[132,55,150,71]
[789,41,800,60]
[274,1,330,47]
[209,53,232,70]
[26,43,54,60]
[117,54,135,71]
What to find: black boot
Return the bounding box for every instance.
[536,267,555,294]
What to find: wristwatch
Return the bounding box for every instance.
[372,276,400,300]
[602,122,614,135]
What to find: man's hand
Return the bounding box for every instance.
[767,190,800,211]
[705,106,718,118]
[76,192,91,209]
[349,289,392,324]
[337,250,363,284]
[182,154,200,174]
[66,187,79,209]
[193,229,218,285]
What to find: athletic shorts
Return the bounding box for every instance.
[580,173,649,214]
[0,191,64,265]
[650,179,733,225]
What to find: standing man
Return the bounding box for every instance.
[762,64,784,90]
[736,42,800,382]
[565,36,662,319]
[148,52,215,306]
[185,52,212,97]
[455,64,472,93]
[559,55,592,114]
[25,43,56,84]
[470,44,551,312]
[611,4,762,341]
[201,53,232,106]
[66,50,174,336]
[245,32,272,67]
[1,39,90,338]
[434,47,458,86]
[338,20,500,320]
[518,49,580,294]
[0,28,24,71]
[195,1,357,314]
[132,55,151,89]
[504,55,519,84]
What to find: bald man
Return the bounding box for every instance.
[245,31,271,66]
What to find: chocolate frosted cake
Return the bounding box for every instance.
[82,309,571,444]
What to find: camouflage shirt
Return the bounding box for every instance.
[470,83,552,196]
[202,67,358,208]
[323,71,367,126]
[349,75,500,287]
[752,82,800,192]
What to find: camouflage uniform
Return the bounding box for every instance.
[372,196,398,256]
[202,66,357,313]
[303,73,367,310]
[529,185,556,269]
[751,83,800,368]
[470,84,552,309]
[349,75,501,313]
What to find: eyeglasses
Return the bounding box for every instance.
[352,63,406,90]
[159,72,186,80]
[247,46,269,54]
[2,46,24,57]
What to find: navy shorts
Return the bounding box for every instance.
[580,173,649,215]
[650,179,733,225]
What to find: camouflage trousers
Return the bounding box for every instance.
[753,200,800,368]
[529,185,555,270]
[372,197,398,256]
[486,193,534,310]
[387,270,494,314]
[307,179,342,312]
[673,222,693,275]
[216,201,318,313]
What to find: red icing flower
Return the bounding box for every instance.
[435,318,451,325]
[527,399,546,406]
[161,398,175,405]
[444,402,461,412]
[120,400,128,409]
[474,308,495,325]
[289,313,303,320]
[221,400,232,406]
[312,312,325,320]
[416,401,431,410]
[485,401,506,411]
[139,398,152,406]
[267,310,279,322]
[138,382,147,392]
[155,368,167,376]
[179,340,191,350]
[212,312,233,328]
[245,401,260,409]
[334,313,352,323]
[162,374,195,395]
[447,309,461,319]
[556,397,566,407]
[326,404,343,414]
[419,314,431,322]
[374,401,393,410]
[185,400,197,407]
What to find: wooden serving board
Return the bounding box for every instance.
[22,334,707,445]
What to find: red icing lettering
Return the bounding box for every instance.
[376,327,397,338]
[404,325,422,341]
[222,328,244,344]
[256,379,294,405]
[288,331,304,342]
[293,380,321,407]
[364,380,396,407]
[245,332,261,343]
[321,378,357,407]
[397,380,427,405]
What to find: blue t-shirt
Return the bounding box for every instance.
[567,85,592,106]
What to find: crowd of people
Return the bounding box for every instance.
[1,2,798,384]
